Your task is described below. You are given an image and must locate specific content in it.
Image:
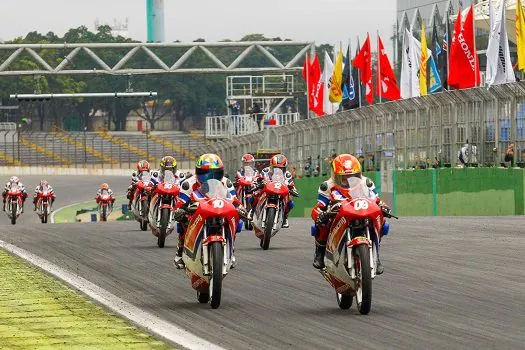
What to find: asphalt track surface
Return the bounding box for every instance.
[1,175,524,349]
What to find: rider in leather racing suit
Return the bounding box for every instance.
[234,153,260,211]
[127,160,151,209]
[95,183,116,206]
[252,154,299,228]
[311,154,393,273]
[2,176,28,212]
[172,153,247,269]
[33,180,56,211]
[151,156,186,186]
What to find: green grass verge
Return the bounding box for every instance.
[53,197,127,224]
[0,249,170,349]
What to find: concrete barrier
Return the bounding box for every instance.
[0,166,191,176]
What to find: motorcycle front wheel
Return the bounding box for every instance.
[140,199,148,231]
[10,202,17,225]
[158,208,169,248]
[101,205,107,222]
[209,241,223,309]
[261,207,276,250]
[355,244,372,315]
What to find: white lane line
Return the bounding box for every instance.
[0,239,225,350]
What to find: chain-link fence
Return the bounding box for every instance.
[209,82,525,178]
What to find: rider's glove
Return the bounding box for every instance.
[173,208,187,221]
[379,203,393,218]
[315,211,330,226]
[290,188,299,198]
[237,206,249,221]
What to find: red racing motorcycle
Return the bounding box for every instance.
[182,179,238,309]
[132,171,154,231]
[149,170,180,248]
[320,177,397,315]
[252,168,289,250]
[236,165,256,230]
[35,185,53,224]
[97,190,113,222]
[6,183,24,225]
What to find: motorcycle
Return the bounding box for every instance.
[148,170,180,248]
[252,168,289,250]
[97,189,113,222]
[236,165,256,230]
[132,171,154,231]
[36,185,53,224]
[182,179,238,309]
[6,183,23,225]
[319,176,397,315]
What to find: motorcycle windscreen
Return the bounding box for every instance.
[100,189,109,197]
[139,171,151,182]
[347,177,371,199]
[244,166,255,181]
[271,168,286,185]
[200,179,228,199]
[9,183,19,192]
[163,170,176,184]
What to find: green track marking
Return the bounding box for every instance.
[0,249,170,349]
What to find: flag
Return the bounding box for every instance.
[329,47,343,102]
[449,6,480,89]
[428,56,442,93]
[441,13,452,89]
[322,51,339,115]
[517,0,525,71]
[302,54,324,116]
[432,20,442,58]
[400,29,415,98]
[486,0,515,87]
[353,34,373,105]
[420,21,429,96]
[342,44,359,110]
[377,34,401,101]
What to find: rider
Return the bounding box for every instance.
[151,156,186,186]
[172,153,247,269]
[234,153,259,187]
[95,183,116,206]
[310,154,393,273]
[33,180,56,211]
[254,154,299,228]
[2,176,28,212]
[127,160,151,209]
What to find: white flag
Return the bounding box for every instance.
[486,0,515,87]
[322,51,339,114]
[400,29,413,98]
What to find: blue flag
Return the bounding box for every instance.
[429,56,442,93]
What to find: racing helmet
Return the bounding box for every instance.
[136,160,151,172]
[331,154,362,188]
[160,156,177,173]
[39,180,49,187]
[241,153,255,168]
[9,176,19,184]
[270,154,288,172]
[195,154,224,184]
[100,183,109,190]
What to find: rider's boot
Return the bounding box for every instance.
[173,246,185,269]
[376,256,384,275]
[313,241,326,269]
[2,201,5,212]
[127,200,132,211]
[231,247,237,269]
[281,212,289,228]
[247,208,254,221]
[33,203,37,211]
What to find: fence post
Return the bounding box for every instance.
[392,170,397,216]
[432,168,438,216]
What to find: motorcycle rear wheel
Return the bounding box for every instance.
[336,292,353,309]
[158,208,169,248]
[355,244,372,315]
[209,241,223,309]
[262,207,276,250]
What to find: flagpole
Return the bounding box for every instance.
[377,30,382,104]
[305,53,310,119]
[472,5,479,87]
[446,10,450,91]
[357,36,362,108]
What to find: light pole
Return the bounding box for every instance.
[83,126,87,167]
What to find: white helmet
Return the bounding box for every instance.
[9,176,19,183]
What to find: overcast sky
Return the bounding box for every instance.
[1,0,396,55]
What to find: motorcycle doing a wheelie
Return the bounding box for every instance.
[182,179,239,309]
[148,170,180,248]
[97,189,113,222]
[319,176,397,315]
[132,171,154,231]
[236,165,256,230]
[36,185,53,224]
[5,183,23,225]
[252,168,289,250]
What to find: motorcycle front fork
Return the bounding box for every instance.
[202,225,229,276]
[347,227,377,280]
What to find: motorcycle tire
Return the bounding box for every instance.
[336,292,353,309]
[197,290,209,304]
[210,241,223,309]
[101,206,107,222]
[262,207,276,250]
[42,205,48,224]
[11,203,17,225]
[158,208,169,248]
[140,220,148,231]
[355,244,372,315]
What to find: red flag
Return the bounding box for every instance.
[377,35,401,101]
[302,54,324,116]
[353,34,373,105]
[448,6,480,89]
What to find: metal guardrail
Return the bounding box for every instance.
[207,82,525,178]
[205,113,300,139]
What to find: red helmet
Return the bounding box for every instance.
[100,183,109,190]
[39,180,49,187]
[270,154,288,171]
[241,153,255,168]
[136,160,150,172]
[331,154,362,188]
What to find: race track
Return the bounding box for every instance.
[0,176,524,349]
